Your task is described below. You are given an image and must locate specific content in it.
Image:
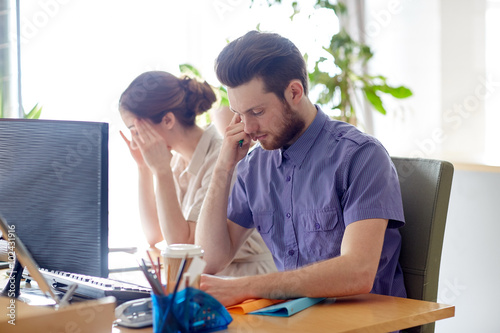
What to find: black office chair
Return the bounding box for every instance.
[391,157,454,333]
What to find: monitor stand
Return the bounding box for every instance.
[1,259,24,298]
[1,259,57,306]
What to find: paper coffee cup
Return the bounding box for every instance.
[162,244,204,293]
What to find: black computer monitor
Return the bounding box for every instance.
[0,119,109,278]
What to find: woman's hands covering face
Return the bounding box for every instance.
[129,119,173,175]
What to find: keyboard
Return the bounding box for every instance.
[38,268,151,304]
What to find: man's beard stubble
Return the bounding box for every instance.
[260,101,306,151]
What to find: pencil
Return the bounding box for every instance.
[138,258,164,295]
[238,139,243,148]
[166,264,170,294]
[157,256,162,286]
[146,250,161,281]
[169,255,188,308]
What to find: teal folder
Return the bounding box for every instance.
[248,297,327,317]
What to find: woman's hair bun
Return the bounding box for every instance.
[182,76,217,116]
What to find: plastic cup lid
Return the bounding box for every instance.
[161,244,204,258]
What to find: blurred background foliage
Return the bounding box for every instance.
[0,82,42,119]
[252,0,412,126]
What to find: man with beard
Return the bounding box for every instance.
[195,31,406,306]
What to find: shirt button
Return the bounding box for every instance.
[288,249,295,256]
[286,176,291,182]
[315,222,321,230]
[257,226,261,232]
[286,213,291,218]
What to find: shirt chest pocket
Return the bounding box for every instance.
[253,210,275,253]
[253,210,274,234]
[296,208,343,261]
[298,208,340,232]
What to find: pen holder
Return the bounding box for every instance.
[151,287,232,333]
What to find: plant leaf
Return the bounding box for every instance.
[179,63,202,78]
[363,88,386,115]
[373,84,413,99]
[219,86,229,107]
[290,2,299,20]
[24,103,42,119]
[359,45,374,63]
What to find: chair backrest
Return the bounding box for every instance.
[391,157,454,333]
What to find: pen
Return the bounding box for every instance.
[165,255,188,331]
[238,139,243,148]
[157,256,163,289]
[138,258,164,295]
[146,250,160,278]
[171,255,188,298]
[146,250,165,292]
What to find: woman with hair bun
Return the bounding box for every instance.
[119,71,276,276]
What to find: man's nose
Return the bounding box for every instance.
[243,116,258,134]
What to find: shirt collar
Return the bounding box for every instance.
[186,124,218,175]
[276,105,328,168]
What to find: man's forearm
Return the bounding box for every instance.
[196,165,236,274]
[246,257,374,302]
[202,254,377,307]
[253,256,374,299]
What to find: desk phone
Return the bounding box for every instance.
[114,297,153,328]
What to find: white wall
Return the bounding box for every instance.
[365,1,500,331]
[440,0,487,164]
[436,168,500,332]
[365,0,499,165]
[364,0,443,159]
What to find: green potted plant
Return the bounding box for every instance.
[252,0,412,127]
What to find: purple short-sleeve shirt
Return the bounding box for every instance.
[228,106,406,297]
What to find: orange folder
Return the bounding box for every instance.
[226,298,286,315]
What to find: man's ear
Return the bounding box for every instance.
[287,80,304,106]
[162,112,176,130]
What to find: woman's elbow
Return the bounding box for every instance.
[203,263,227,275]
[145,234,163,248]
[202,254,231,275]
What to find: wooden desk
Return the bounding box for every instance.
[0,267,454,332]
[114,293,454,333]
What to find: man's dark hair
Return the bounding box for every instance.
[215,31,309,101]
